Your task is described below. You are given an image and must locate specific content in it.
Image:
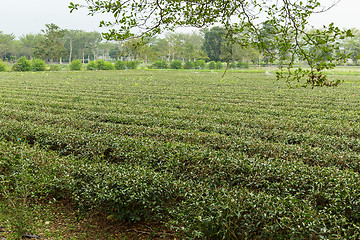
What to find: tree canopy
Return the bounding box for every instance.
[203,27,226,62]
[69,0,353,87]
[0,31,15,60]
[35,24,66,63]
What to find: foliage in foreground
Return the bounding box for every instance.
[1,71,360,239]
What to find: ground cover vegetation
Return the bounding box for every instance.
[1,70,360,239]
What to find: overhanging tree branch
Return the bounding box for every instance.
[69,0,352,87]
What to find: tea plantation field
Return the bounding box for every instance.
[1,70,360,239]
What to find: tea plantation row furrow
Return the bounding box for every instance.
[1,114,360,176]
[2,96,358,131]
[1,103,360,157]
[1,70,360,239]
[1,137,360,239]
[2,87,359,126]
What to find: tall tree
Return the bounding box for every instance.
[63,29,85,63]
[343,28,360,65]
[0,31,15,60]
[61,30,101,63]
[85,32,102,62]
[70,0,352,87]
[35,24,66,63]
[98,42,115,61]
[202,27,227,62]
[185,32,208,61]
[18,34,44,59]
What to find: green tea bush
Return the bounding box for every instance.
[12,57,32,72]
[125,61,139,70]
[175,186,330,239]
[0,60,7,72]
[0,140,67,238]
[69,59,83,71]
[2,71,360,239]
[173,156,360,239]
[69,163,186,222]
[31,59,46,71]
[208,61,216,69]
[114,60,126,70]
[150,60,168,69]
[183,61,194,69]
[194,60,206,69]
[86,61,97,70]
[170,60,182,69]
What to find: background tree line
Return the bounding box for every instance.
[0,24,262,65]
[1,24,360,67]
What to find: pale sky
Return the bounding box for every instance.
[0,0,359,37]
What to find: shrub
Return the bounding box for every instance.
[86,61,97,71]
[208,61,216,69]
[184,61,194,70]
[95,59,114,70]
[69,59,83,71]
[12,57,32,72]
[49,65,61,71]
[194,60,206,69]
[150,60,168,69]
[125,61,139,70]
[31,59,46,71]
[215,61,223,69]
[70,163,185,222]
[0,60,7,72]
[95,59,106,70]
[114,60,126,70]
[170,60,182,69]
[104,61,115,70]
[237,62,249,69]
[229,62,237,69]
